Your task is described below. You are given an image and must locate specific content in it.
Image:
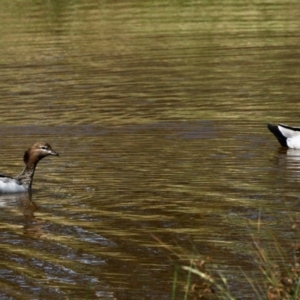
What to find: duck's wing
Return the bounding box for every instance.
[278,124,300,136]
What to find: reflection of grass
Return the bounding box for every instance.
[153,227,300,300]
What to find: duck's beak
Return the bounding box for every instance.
[50,149,59,156]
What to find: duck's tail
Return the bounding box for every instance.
[267,123,288,147]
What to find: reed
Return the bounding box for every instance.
[153,219,300,299]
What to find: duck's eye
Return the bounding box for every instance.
[41,146,48,150]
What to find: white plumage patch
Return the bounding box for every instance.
[278,125,300,138]
[287,136,300,149]
[0,178,27,193]
[277,125,300,149]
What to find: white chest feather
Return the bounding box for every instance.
[0,178,27,193]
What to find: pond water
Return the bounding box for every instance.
[0,1,300,299]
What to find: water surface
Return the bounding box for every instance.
[0,1,300,299]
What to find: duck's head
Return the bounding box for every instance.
[24,142,59,165]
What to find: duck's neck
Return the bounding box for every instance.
[15,161,38,190]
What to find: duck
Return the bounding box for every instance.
[267,123,300,149]
[0,142,58,193]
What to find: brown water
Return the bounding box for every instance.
[0,1,300,299]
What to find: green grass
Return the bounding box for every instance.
[153,221,300,300]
